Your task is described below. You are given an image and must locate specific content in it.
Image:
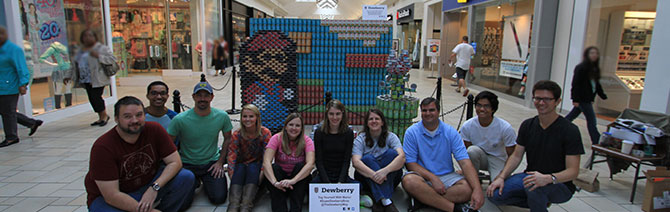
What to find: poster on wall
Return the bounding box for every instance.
[362,5,387,20]
[21,0,71,79]
[499,14,531,79]
[427,39,440,57]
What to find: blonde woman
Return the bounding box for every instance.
[227,104,272,212]
[263,113,315,212]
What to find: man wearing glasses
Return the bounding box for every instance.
[487,80,584,212]
[145,81,178,131]
[402,97,484,212]
[459,91,516,181]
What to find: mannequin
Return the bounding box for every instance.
[40,42,73,109]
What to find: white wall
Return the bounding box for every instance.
[552,0,590,112]
[640,0,670,114]
[420,0,442,69]
[236,0,276,17]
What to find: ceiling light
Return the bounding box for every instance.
[317,0,338,9]
[296,0,316,2]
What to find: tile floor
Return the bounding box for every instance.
[0,68,653,211]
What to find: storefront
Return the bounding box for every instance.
[396,3,422,68]
[586,0,657,116]
[442,0,536,101]
[15,0,112,116]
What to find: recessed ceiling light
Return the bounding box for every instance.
[296,0,316,2]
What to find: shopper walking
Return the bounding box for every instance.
[213,37,228,76]
[565,46,607,145]
[449,36,474,96]
[227,104,272,212]
[352,109,405,212]
[74,29,116,127]
[263,113,315,212]
[0,26,42,148]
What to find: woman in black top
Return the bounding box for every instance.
[566,46,607,145]
[313,99,355,183]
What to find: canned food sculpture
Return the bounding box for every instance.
[240,30,298,133]
[376,49,419,142]
[249,18,393,125]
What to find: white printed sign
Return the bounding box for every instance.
[362,5,388,20]
[309,183,360,212]
[427,39,440,57]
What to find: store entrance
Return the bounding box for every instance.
[110,0,195,76]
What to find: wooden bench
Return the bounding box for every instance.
[589,144,664,203]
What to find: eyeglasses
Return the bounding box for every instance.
[475,103,492,109]
[149,91,168,96]
[532,97,556,103]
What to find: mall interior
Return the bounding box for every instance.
[1,0,669,211]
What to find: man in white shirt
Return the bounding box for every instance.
[449,36,475,96]
[460,91,516,180]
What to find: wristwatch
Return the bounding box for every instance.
[550,174,558,184]
[152,182,161,191]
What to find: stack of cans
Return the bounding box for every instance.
[249,18,393,125]
[376,49,419,142]
[239,30,298,133]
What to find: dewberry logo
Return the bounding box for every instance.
[314,187,319,193]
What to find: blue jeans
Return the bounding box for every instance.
[231,161,262,185]
[182,161,228,208]
[355,149,402,202]
[565,101,600,145]
[489,173,573,212]
[89,167,195,212]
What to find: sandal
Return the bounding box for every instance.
[0,139,19,148]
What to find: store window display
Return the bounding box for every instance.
[584,0,656,116]
[469,0,535,99]
[19,0,107,115]
[110,0,194,72]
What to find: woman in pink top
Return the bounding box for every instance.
[263,113,315,212]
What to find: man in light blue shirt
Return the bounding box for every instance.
[402,97,484,212]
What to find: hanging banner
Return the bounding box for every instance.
[22,0,71,78]
[427,39,440,57]
[499,14,531,79]
[309,183,359,212]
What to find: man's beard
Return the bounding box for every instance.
[120,123,144,134]
[197,101,210,110]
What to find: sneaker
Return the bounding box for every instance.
[360,195,373,208]
[463,89,470,97]
[454,203,479,212]
[29,120,43,136]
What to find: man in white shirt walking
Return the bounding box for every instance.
[449,36,475,96]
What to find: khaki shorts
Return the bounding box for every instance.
[403,171,465,189]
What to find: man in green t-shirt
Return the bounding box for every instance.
[167,81,232,210]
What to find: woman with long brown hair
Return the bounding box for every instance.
[312,99,355,183]
[566,46,607,145]
[263,113,315,212]
[352,109,405,212]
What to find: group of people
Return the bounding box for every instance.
[0,24,605,211]
[84,78,586,212]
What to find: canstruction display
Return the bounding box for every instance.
[249,18,393,125]
[376,49,419,141]
[239,30,298,133]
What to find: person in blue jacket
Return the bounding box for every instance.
[0,26,40,147]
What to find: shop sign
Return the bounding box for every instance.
[309,183,359,211]
[499,60,525,79]
[362,5,387,20]
[387,14,393,21]
[397,9,411,19]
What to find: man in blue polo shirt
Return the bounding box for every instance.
[402,97,484,212]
